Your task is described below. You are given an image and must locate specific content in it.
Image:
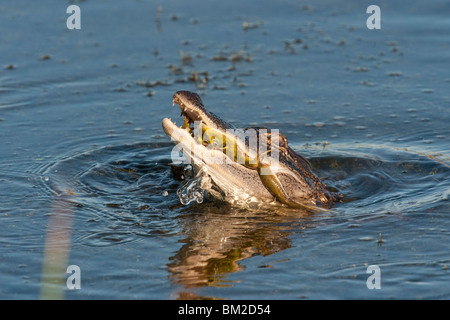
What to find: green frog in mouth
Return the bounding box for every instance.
[162,90,336,210]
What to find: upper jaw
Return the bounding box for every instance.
[173,90,230,131]
[173,91,205,123]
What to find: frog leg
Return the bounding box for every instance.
[257,163,319,211]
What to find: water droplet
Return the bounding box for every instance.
[176,169,206,206]
[44,176,49,182]
[162,190,168,197]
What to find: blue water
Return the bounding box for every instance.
[0,0,449,299]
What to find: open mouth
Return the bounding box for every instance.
[173,92,204,124]
[165,91,276,168]
[175,101,197,140]
[169,91,231,151]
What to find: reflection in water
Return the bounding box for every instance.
[167,202,313,296]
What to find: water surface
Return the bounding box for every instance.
[0,0,449,299]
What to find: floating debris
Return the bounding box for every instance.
[243,20,263,31]
[136,80,170,88]
[230,50,252,63]
[354,67,368,72]
[188,71,209,89]
[313,122,324,128]
[360,80,376,87]
[284,41,296,54]
[168,64,183,75]
[39,54,51,61]
[179,50,193,66]
[211,54,228,61]
[388,71,402,77]
[377,233,383,246]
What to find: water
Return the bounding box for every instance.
[0,0,449,299]
[177,166,207,206]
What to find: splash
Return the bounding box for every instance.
[177,167,210,205]
[175,166,263,209]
